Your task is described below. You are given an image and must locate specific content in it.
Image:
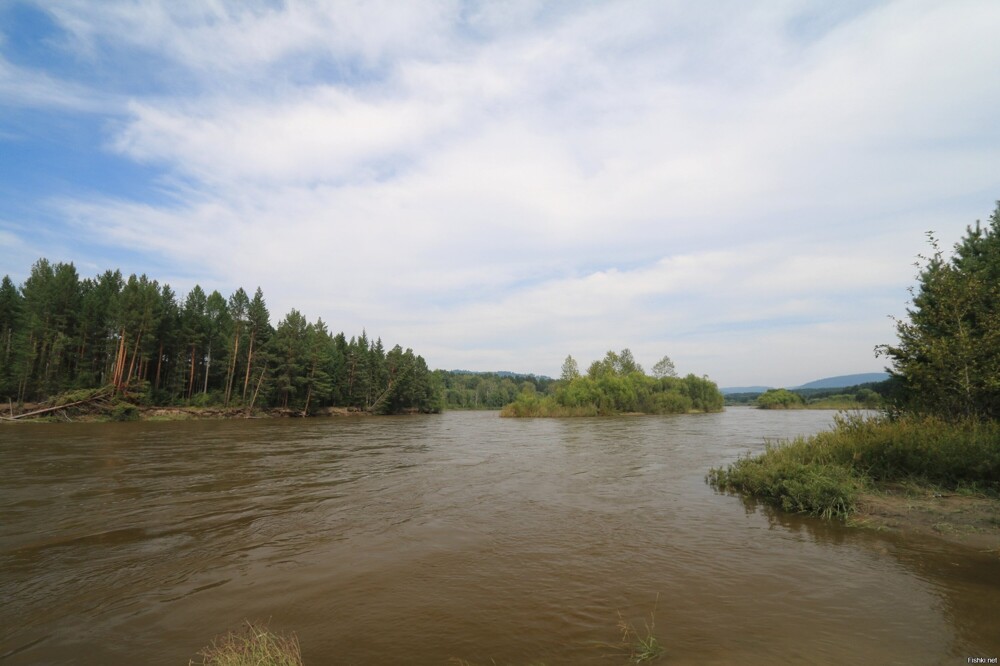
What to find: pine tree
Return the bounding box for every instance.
[0,275,23,400]
[270,309,308,409]
[301,318,334,415]
[242,287,271,402]
[224,288,250,406]
[181,286,208,400]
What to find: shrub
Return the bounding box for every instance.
[709,447,861,519]
[756,389,804,409]
[709,413,1000,519]
[109,402,140,422]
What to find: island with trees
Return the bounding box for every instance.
[747,385,884,410]
[0,260,441,420]
[501,348,724,417]
[710,203,1000,540]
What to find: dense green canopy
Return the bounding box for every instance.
[879,202,1000,421]
[0,259,440,414]
[502,348,723,417]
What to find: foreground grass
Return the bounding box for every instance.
[195,609,669,666]
[190,621,302,666]
[708,413,1000,520]
[615,597,665,664]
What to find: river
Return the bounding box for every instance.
[1,408,997,664]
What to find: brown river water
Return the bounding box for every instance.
[1,408,998,665]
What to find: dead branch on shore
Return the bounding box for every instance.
[1,387,116,421]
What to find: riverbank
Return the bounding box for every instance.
[852,486,1000,551]
[708,412,1000,550]
[1,400,374,423]
[755,401,879,410]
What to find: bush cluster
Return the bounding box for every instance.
[502,365,724,417]
[709,413,1000,518]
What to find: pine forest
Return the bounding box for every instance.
[0,259,441,416]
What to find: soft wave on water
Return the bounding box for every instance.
[1,409,997,664]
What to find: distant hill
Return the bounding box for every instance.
[719,386,773,395]
[446,369,554,381]
[792,373,889,390]
[721,373,889,395]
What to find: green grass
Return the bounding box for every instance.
[708,413,1000,519]
[190,621,303,666]
[616,612,664,663]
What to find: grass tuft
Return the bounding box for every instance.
[708,412,1000,519]
[190,621,303,666]
[615,596,665,663]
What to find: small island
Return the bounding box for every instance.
[753,386,883,410]
[501,349,724,417]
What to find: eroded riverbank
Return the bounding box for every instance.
[852,488,1000,552]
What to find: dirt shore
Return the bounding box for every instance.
[139,405,369,419]
[850,486,1000,553]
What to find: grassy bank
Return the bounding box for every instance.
[708,413,1000,521]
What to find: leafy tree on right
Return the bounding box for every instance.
[878,202,1000,421]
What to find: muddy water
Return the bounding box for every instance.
[1,409,997,665]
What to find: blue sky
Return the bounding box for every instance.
[1,0,999,386]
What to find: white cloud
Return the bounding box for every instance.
[39,0,472,91]
[0,55,118,112]
[11,0,1000,385]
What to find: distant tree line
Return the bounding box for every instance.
[725,382,889,409]
[0,259,440,414]
[502,349,724,417]
[433,370,554,410]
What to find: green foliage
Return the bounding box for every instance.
[109,402,140,422]
[681,374,725,412]
[725,382,889,408]
[878,203,1000,420]
[709,450,861,520]
[560,354,580,381]
[0,275,23,398]
[502,350,723,417]
[755,388,804,409]
[0,258,437,416]
[709,413,1000,518]
[587,348,643,379]
[651,354,677,379]
[829,412,1000,488]
[435,370,551,410]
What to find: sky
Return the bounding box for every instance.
[1,0,999,387]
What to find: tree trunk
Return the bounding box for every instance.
[202,341,212,395]
[225,331,240,407]
[154,341,164,391]
[187,345,196,400]
[242,330,256,401]
[302,361,316,417]
[247,366,266,416]
[123,329,142,391]
[112,330,127,391]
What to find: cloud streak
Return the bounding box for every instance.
[3,0,1000,385]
